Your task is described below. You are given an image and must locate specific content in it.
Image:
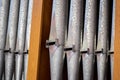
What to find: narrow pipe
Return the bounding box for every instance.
[24,0,33,79]
[82,0,97,80]
[49,0,68,80]
[5,52,15,80]
[66,0,83,80]
[15,0,28,80]
[23,54,28,80]
[12,74,14,80]
[5,0,20,80]
[97,0,110,80]
[2,72,4,80]
[110,0,115,79]
[0,50,5,79]
[0,0,10,79]
[25,0,33,51]
[15,54,24,80]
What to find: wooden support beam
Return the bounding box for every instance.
[114,0,120,80]
[27,0,52,80]
[27,0,43,79]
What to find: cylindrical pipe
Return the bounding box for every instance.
[23,54,28,80]
[97,0,110,80]
[5,0,20,80]
[0,50,4,79]
[49,0,68,80]
[110,0,115,80]
[15,54,24,80]
[66,0,83,80]
[15,0,28,80]
[82,0,97,80]
[5,52,15,80]
[2,73,4,80]
[24,0,33,79]
[0,0,10,79]
[12,74,14,80]
[16,0,28,53]
[25,0,33,51]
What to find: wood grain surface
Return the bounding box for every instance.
[114,0,120,80]
[27,0,52,80]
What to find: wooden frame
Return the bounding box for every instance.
[27,0,120,80]
[114,0,120,80]
[27,0,52,80]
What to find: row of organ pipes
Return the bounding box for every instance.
[0,0,33,80]
[47,0,115,80]
[0,0,115,80]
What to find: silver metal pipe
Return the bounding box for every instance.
[110,0,115,79]
[12,74,14,80]
[15,0,28,80]
[0,50,4,79]
[110,54,114,80]
[2,72,4,80]
[49,0,68,80]
[25,0,33,51]
[24,0,33,79]
[66,0,83,80]
[82,0,97,80]
[5,52,15,80]
[5,0,20,80]
[0,0,10,79]
[23,54,28,80]
[97,0,109,80]
[16,0,28,53]
[15,54,24,80]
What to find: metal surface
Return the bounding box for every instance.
[5,52,15,80]
[110,0,115,79]
[0,0,10,49]
[0,0,10,79]
[15,54,24,80]
[2,73,4,80]
[25,0,33,51]
[66,0,83,80]
[48,0,68,80]
[0,0,115,79]
[23,54,28,80]
[5,0,20,80]
[0,50,4,79]
[97,0,109,80]
[24,0,33,79]
[16,0,28,53]
[12,74,14,80]
[82,0,97,80]
[15,0,28,80]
